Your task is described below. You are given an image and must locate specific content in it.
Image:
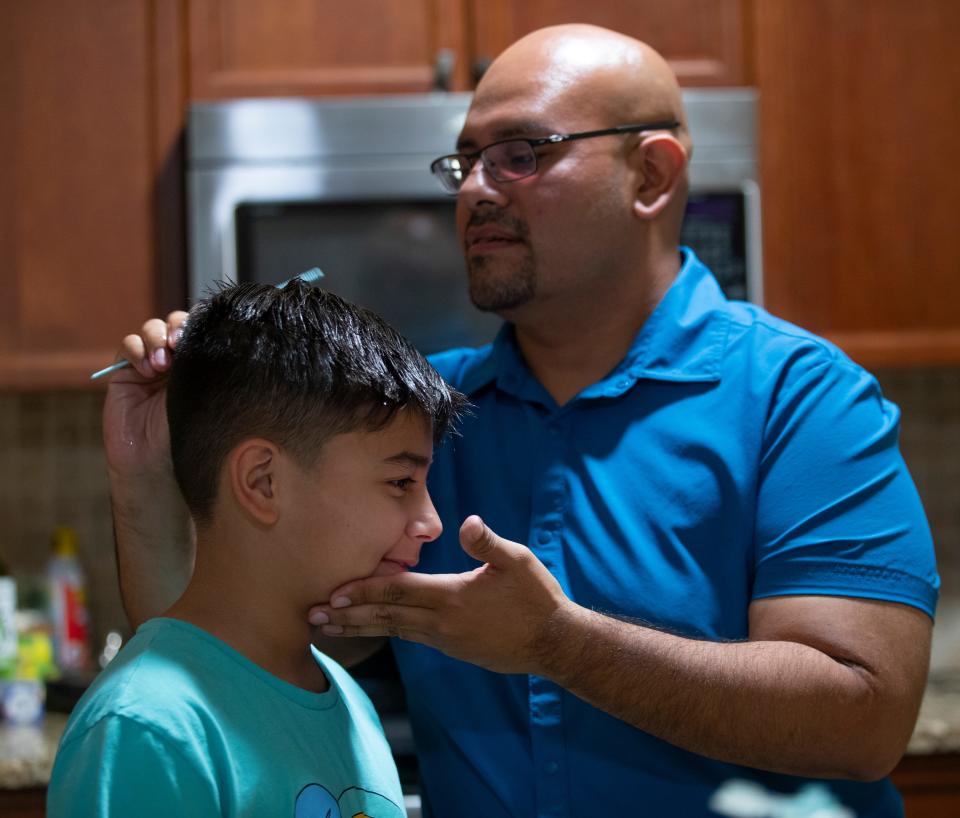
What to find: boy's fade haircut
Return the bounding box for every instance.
[166,281,467,526]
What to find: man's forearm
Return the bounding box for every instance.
[538,606,914,781]
[110,468,194,628]
[311,521,928,778]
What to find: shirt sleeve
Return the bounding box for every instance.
[48,714,221,818]
[752,349,939,617]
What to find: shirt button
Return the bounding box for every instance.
[545,761,559,774]
[537,530,552,545]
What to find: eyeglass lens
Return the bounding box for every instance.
[435,140,538,192]
[483,141,537,182]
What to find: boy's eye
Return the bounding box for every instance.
[389,478,414,490]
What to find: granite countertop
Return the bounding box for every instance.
[901,672,960,755]
[2,679,959,789]
[0,712,67,789]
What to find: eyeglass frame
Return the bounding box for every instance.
[429,119,681,194]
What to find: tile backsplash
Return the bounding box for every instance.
[0,367,958,666]
[0,390,124,659]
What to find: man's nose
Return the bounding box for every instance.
[458,159,509,206]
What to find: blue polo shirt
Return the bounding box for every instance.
[398,248,938,818]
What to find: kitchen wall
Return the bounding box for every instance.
[875,367,960,672]
[0,367,957,667]
[0,391,123,657]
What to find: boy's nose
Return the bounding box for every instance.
[409,491,443,543]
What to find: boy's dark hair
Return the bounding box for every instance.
[166,281,467,526]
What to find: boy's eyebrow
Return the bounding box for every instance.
[383,451,432,468]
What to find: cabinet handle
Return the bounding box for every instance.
[471,56,492,85]
[434,49,455,92]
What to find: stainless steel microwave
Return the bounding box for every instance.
[187,91,761,354]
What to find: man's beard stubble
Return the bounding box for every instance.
[467,253,537,313]
[464,211,537,313]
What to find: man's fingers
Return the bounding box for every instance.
[319,570,449,615]
[318,603,435,640]
[116,315,187,381]
[140,317,175,372]
[118,333,154,379]
[113,312,188,382]
[166,311,189,349]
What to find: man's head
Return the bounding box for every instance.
[446,25,690,319]
[167,281,465,537]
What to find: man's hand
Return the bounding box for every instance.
[103,312,188,478]
[104,311,194,628]
[309,516,576,675]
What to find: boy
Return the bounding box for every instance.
[48,281,465,817]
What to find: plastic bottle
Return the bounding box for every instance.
[0,555,16,679]
[2,610,52,725]
[46,526,91,673]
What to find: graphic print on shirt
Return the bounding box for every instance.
[294,783,404,818]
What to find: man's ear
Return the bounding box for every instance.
[227,439,281,526]
[630,134,688,220]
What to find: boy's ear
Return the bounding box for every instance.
[227,439,280,526]
[629,134,687,220]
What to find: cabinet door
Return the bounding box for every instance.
[0,788,45,818]
[891,753,960,818]
[188,0,471,97]
[468,0,751,87]
[755,0,960,365]
[0,2,185,388]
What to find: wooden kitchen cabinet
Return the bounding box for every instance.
[187,0,753,98]
[468,0,752,86]
[754,0,960,366]
[0,1,186,388]
[187,0,473,97]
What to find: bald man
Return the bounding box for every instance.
[109,24,936,818]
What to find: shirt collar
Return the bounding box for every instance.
[457,248,731,401]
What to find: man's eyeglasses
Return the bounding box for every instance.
[429,120,680,194]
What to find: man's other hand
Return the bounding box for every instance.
[308,515,575,676]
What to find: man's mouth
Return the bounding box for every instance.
[465,225,525,254]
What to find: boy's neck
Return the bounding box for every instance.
[164,532,329,694]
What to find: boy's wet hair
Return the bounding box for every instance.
[167,281,467,526]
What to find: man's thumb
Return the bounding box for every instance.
[460,515,506,564]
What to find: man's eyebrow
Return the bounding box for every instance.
[456,122,555,152]
[383,451,432,468]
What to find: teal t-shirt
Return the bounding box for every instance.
[48,618,404,818]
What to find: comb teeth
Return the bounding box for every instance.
[277,267,325,288]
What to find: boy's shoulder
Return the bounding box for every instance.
[49,619,233,816]
[59,618,226,749]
